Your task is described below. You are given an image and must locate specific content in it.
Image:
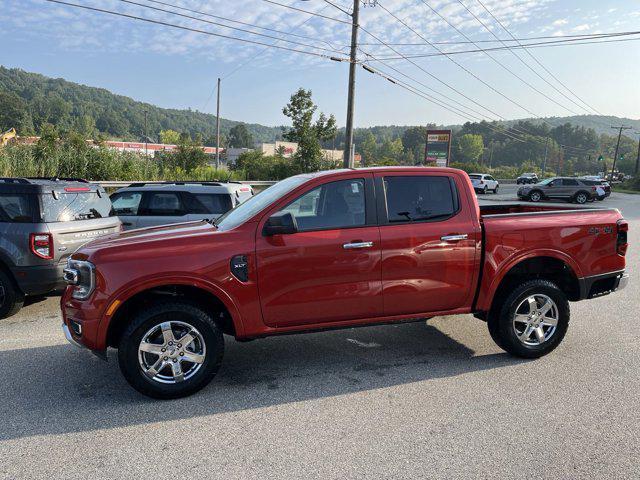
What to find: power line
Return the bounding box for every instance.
[473,0,603,116]
[114,0,343,55]
[321,0,352,17]
[261,0,351,25]
[356,29,639,46]
[43,0,352,62]
[375,1,542,120]
[368,33,640,59]
[143,0,340,50]
[420,0,581,116]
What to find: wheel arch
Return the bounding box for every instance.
[103,279,243,349]
[482,253,581,317]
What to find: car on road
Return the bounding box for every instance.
[468,173,499,194]
[110,181,254,230]
[61,167,628,399]
[517,177,600,204]
[516,172,539,184]
[0,177,120,319]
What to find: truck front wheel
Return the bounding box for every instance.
[488,280,569,358]
[118,302,224,399]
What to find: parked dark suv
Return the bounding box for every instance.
[0,178,121,318]
[517,177,597,204]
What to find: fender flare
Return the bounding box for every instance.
[479,249,582,312]
[98,274,245,343]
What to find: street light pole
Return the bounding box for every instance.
[343,0,360,169]
[634,131,640,175]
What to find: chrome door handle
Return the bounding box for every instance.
[343,241,374,250]
[441,234,468,242]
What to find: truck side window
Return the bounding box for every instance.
[0,194,31,223]
[280,179,366,231]
[384,176,456,223]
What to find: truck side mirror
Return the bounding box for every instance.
[263,212,298,236]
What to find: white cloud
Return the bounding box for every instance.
[572,23,591,32]
[552,18,568,26]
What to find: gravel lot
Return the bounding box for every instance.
[1,191,638,480]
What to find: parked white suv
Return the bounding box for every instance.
[110,181,254,230]
[468,173,499,194]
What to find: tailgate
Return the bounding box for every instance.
[47,217,121,264]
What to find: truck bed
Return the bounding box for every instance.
[474,203,625,312]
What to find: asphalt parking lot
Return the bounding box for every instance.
[1,191,638,479]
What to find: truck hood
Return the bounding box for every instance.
[76,220,216,254]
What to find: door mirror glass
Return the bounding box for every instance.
[263,211,298,236]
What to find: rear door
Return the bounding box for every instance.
[375,172,479,316]
[136,191,188,228]
[256,174,383,327]
[110,190,143,230]
[562,178,581,198]
[183,192,233,223]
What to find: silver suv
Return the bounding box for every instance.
[110,181,254,230]
[0,178,121,318]
[517,177,596,204]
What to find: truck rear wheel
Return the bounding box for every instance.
[488,279,569,358]
[0,270,25,319]
[118,301,224,399]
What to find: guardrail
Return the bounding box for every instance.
[93,180,277,188]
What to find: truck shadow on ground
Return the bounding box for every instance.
[0,319,525,442]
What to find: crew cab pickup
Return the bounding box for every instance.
[61,168,629,399]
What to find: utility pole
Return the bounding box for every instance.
[634,132,640,175]
[215,77,221,170]
[144,109,148,157]
[610,125,631,181]
[343,0,360,169]
[488,141,494,169]
[541,137,549,177]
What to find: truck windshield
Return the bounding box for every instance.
[41,191,114,222]
[214,176,309,231]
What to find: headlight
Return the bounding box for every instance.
[64,259,95,300]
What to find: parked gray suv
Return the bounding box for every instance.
[517,177,596,204]
[0,178,121,318]
[110,181,254,230]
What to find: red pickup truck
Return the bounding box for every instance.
[61,168,628,398]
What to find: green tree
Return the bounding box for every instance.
[228,124,254,148]
[401,126,426,164]
[457,134,484,163]
[0,91,28,133]
[360,132,378,166]
[160,129,181,145]
[282,88,337,173]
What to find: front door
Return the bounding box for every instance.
[375,172,479,316]
[256,175,383,328]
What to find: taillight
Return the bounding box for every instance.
[30,233,54,259]
[591,186,597,192]
[617,219,628,256]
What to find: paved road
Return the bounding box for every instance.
[1,193,638,480]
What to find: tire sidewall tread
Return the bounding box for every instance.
[0,269,25,319]
[117,301,224,399]
[489,279,570,359]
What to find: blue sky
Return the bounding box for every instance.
[2,0,639,127]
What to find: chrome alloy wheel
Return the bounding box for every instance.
[138,321,206,384]
[513,294,559,346]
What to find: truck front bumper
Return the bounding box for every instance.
[578,270,628,300]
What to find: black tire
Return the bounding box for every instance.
[487,279,569,358]
[529,190,542,202]
[574,191,589,204]
[483,186,488,194]
[596,197,605,201]
[0,269,25,319]
[118,301,224,399]
[494,186,499,194]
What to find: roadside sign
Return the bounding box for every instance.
[424,129,452,167]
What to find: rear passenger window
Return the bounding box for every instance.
[280,179,366,231]
[111,192,142,216]
[384,176,457,223]
[143,192,184,216]
[0,194,31,223]
[190,194,233,215]
[563,179,579,186]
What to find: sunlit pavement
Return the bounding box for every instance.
[0,193,638,479]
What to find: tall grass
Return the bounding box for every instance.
[0,143,239,182]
